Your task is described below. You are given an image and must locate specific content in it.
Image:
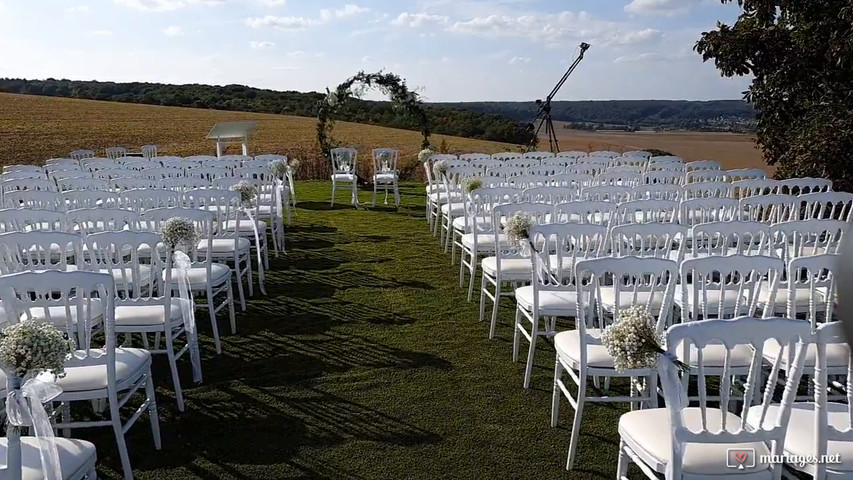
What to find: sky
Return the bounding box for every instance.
[0,0,751,102]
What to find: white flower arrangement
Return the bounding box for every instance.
[418,148,435,164]
[231,180,257,206]
[378,151,394,172]
[269,159,288,178]
[432,159,448,179]
[460,176,483,194]
[289,158,300,171]
[600,305,689,373]
[505,212,535,245]
[159,217,199,250]
[0,322,74,379]
[326,91,339,107]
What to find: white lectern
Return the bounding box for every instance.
[207,122,257,157]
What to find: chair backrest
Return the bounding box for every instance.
[506,158,540,170]
[798,191,853,222]
[139,167,185,180]
[661,316,810,480]
[486,166,526,178]
[372,148,399,175]
[610,156,647,169]
[613,199,679,225]
[2,190,63,211]
[61,190,119,210]
[81,158,115,171]
[732,178,783,198]
[811,321,853,480]
[684,160,722,172]
[66,208,140,234]
[527,165,564,177]
[141,145,158,158]
[786,254,838,329]
[161,156,191,168]
[641,171,684,187]
[575,256,679,333]
[54,177,106,192]
[581,185,632,203]
[768,219,846,264]
[554,201,615,226]
[739,194,798,224]
[162,177,211,192]
[679,255,783,321]
[491,152,522,161]
[110,177,161,192]
[557,150,587,159]
[690,221,772,257]
[682,181,733,200]
[609,223,687,261]
[727,168,768,182]
[595,170,642,188]
[522,151,554,160]
[1,170,46,181]
[685,169,728,184]
[330,148,358,175]
[528,223,608,287]
[0,208,65,233]
[470,158,502,172]
[492,202,554,267]
[622,150,651,159]
[183,188,242,231]
[104,146,127,160]
[589,150,619,158]
[0,231,84,274]
[119,188,183,213]
[459,153,490,162]
[84,231,165,301]
[505,175,548,190]
[678,198,740,226]
[522,186,575,205]
[632,184,682,202]
[779,177,833,196]
[69,149,95,160]
[550,173,592,189]
[139,208,214,264]
[1,178,56,195]
[186,166,232,182]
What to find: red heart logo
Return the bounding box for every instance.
[734,452,748,464]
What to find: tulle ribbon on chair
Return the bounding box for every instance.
[274,179,287,255]
[240,208,267,295]
[173,251,203,383]
[6,376,63,480]
[659,352,688,480]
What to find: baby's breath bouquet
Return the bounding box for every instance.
[289,158,300,171]
[600,305,689,372]
[231,180,257,206]
[269,159,288,178]
[505,212,535,245]
[432,159,449,179]
[0,322,74,379]
[418,148,435,164]
[159,217,199,251]
[460,176,483,195]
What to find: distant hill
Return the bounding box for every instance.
[0,78,536,146]
[437,100,757,133]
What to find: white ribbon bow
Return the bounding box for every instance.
[274,179,287,255]
[659,352,688,480]
[174,251,203,383]
[241,208,267,295]
[6,377,63,480]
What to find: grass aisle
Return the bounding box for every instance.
[88,181,625,479]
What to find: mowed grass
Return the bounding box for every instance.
[77,181,631,479]
[0,92,518,168]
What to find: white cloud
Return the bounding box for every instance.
[115,0,226,12]
[361,55,373,63]
[162,25,184,36]
[245,15,318,31]
[508,56,531,65]
[625,0,693,17]
[391,12,450,28]
[250,40,276,49]
[90,30,113,36]
[611,28,662,45]
[331,4,370,19]
[67,5,90,12]
[258,0,285,5]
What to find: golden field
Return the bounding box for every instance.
[0,92,770,177]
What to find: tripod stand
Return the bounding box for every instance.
[529,42,590,153]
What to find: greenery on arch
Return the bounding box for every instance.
[317,71,431,157]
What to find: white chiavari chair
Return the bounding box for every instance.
[798,192,853,222]
[633,184,683,202]
[330,147,359,207]
[372,148,400,206]
[580,185,632,203]
[780,177,833,196]
[612,199,679,226]
[3,190,63,211]
[685,169,728,184]
[726,168,768,182]
[682,181,733,200]
[739,194,799,224]
[62,190,119,210]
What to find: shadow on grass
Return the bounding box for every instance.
[298,201,356,211]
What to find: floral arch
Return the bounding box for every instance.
[317,71,431,156]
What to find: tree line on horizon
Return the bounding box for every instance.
[0,78,536,146]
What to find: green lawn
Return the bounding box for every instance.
[84,181,628,479]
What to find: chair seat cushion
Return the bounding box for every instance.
[554,329,622,369]
[222,219,267,233]
[197,237,251,254]
[164,263,231,287]
[442,203,466,216]
[599,289,665,313]
[515,286,585,317]
[461,234,508,251]
[762,339,850,369]
[619,407,772,475]
[28,298,104,325]
[757,284,825,308]
[674,287,747,316]
[0,436,96,480]
[332,173,356,182]
[374,173,398,183]
[115,298,188,327]
[481,257,532,279]
[676,342,755,368]
[428,192,462,204]
[98,266,152,288]
[56,348,151,392]
[746,403,853,472]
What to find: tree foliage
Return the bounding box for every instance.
[696,0,853,190]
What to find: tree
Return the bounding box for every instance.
[696,0,853,191]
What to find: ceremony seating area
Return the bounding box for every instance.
[425,149,853,478]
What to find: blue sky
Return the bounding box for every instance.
[0,0,750,101]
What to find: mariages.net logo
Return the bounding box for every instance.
[727,448,842,469]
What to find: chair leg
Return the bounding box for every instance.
[459,251,467,288]
[616,440,630,479]
[567,373,587,470]
[372,183,377,206]
[512,308,522,362]
[523,319,538,389]
[227,281,236,335]
[351,183,358,206]
[234,256,246,312]
[109,392,134,480]
[478,274,488,323]
[207,289,222,355]
[489,280,502,340]
[144,369,162,450]
[246,255,254,297]
[330,181,336,207]
[467,260,477,302]
[551,356,563,427]
[165,334,185,412]
[394,184,400,206]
